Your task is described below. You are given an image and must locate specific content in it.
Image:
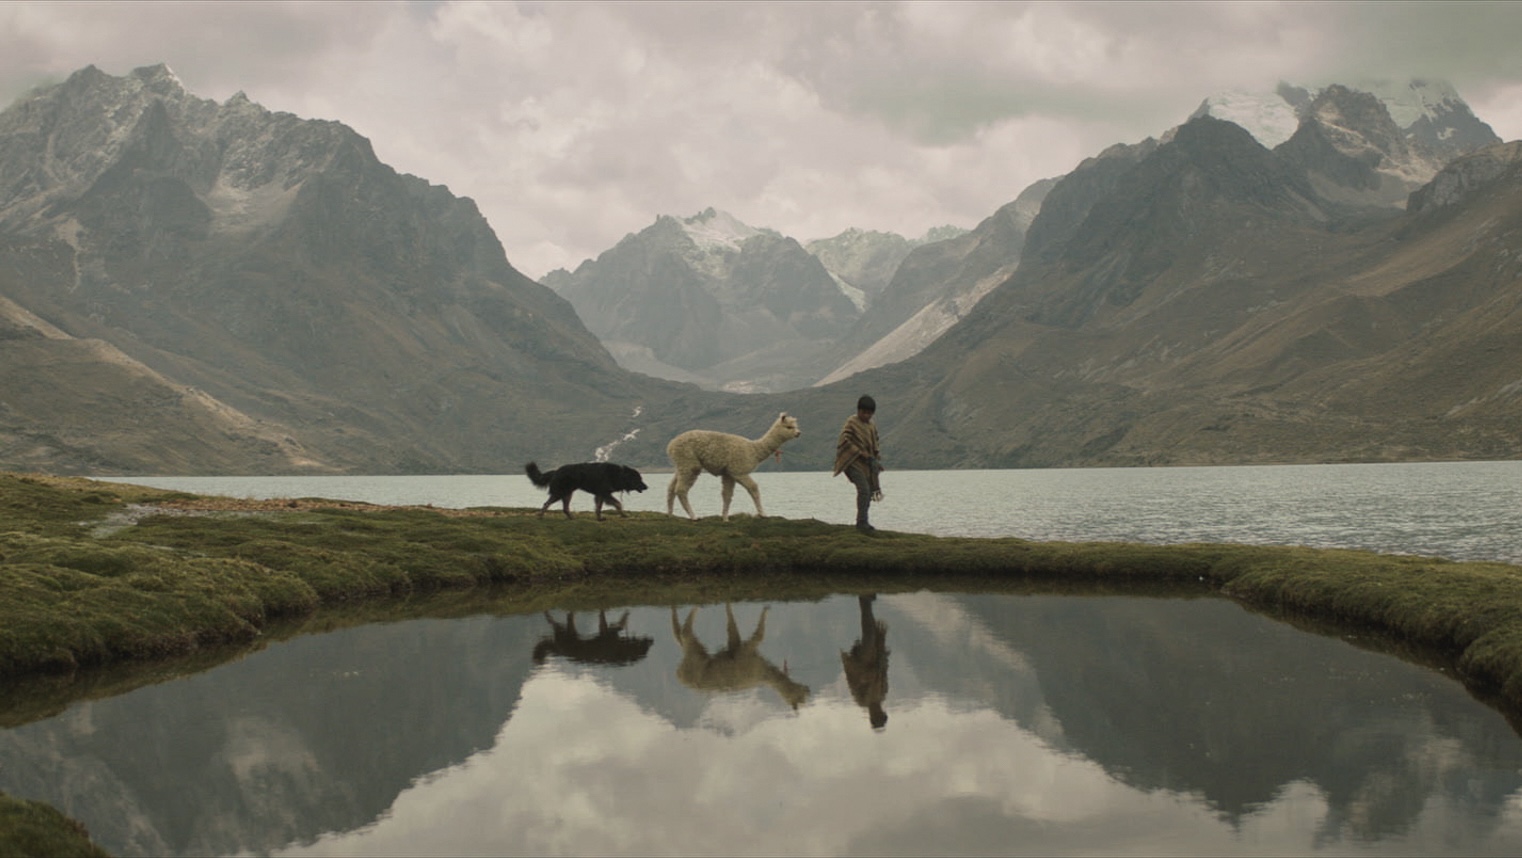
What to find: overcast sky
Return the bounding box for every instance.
[4,1,1522,279]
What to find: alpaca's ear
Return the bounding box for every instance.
[779,411,788,419]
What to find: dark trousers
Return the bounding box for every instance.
[846,464,873,525]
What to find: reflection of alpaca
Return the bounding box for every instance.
[532,610,654,666]
[666,412,802,521]
[671,604,810,709]
[841,595,889,729]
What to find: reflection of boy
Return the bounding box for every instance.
[833,394,883,533]
[841,594,889,730]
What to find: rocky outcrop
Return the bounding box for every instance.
[1408,141,1522,213]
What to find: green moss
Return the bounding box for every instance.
[5,474,1522,713]
[0,790,109,857]
[0,473,187,538]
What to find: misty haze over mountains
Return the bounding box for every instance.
[1,65,1519,475]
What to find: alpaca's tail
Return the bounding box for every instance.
[525,462,552,487]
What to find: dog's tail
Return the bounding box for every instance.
[525,462,552,487]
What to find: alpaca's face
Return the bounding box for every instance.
[777,413,801,439]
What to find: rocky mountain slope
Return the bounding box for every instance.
[0,65,684,474]
[814,179,1052,387]
[804,224,966,310]
[839,117,1522,468]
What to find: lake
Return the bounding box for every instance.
[103,460,1522,563]
[1,462,1519,856]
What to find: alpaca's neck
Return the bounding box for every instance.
[753,426,789,456]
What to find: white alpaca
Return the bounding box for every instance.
[666,412,802,520]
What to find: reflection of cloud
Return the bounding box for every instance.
[882,593,1066,746]
[220,714,321,786]
[271,671,1522,857]
[884,593,1034,673]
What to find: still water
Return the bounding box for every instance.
[3,594,1521,856]
[1,462,1516,856]
[105,460,1522,562]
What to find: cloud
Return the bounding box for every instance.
[271,667,1522,857]
[3,1,1521,278]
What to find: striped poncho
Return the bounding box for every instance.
[833,414,883,499]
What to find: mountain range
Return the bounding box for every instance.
[542,210,967,392]
[0,65,1518,475]
[542,208,860,393]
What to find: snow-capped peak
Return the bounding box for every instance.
[1190,89,1302,148]
[1358,78,1464,128]
[130,63,187,96]
[1191,78,1481,150]
[679,207,761,252]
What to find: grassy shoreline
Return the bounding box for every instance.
[4,470,1522,854]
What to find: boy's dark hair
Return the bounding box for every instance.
[857,395,876,413]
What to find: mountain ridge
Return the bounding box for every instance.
[0,63,682,474]
[1,66,1519,475]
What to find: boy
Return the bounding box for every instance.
[833,395,883,533]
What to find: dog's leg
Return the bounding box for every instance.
[594,495,606,521]
[720,476,736,521]
[736,474,765,518]
[538,497,555,518]
[602,493,625,518]
[560,491,574,519]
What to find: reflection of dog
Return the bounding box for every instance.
[525,462,648,520]
[671,604,810,709]
[532,611,654,666]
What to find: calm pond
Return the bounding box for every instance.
[2,463,1520,855]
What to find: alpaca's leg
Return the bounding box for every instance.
[736,474,765,517]
[670,469,699,519]
[720,476,736,521]
[748,605,769,646]
[724,603,741,650]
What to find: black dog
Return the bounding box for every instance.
[525,461,648,520]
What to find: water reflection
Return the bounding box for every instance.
[532,611,654,666]
[842,595,890,730]
[672,605,810,709]
[2,592,1521,856]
